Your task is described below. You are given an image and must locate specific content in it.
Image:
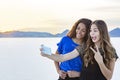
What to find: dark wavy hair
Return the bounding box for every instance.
[84,20,116,68]
[67,18,92,43]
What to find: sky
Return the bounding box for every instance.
[0,0,120,34]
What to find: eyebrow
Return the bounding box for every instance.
[94,28,98,30]
[90,28,98,30]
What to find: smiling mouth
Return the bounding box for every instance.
[91,36,96,41]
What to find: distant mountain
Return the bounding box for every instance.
[0,29,69,38]
[55,29,69,37]
[0,31,55,37]
[0,28,119,37]
[109,28,120,37]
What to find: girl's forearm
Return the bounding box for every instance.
[41,49,79,62]
[43,54,65,62]
[98,59,115,80]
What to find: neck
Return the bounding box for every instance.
[95,42,100,48]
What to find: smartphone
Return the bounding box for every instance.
[41,44,52,55]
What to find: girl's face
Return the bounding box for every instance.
[90,24,100,44]
[76,23,86,39]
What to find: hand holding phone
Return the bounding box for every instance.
[40,44,52,55]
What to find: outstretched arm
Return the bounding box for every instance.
[40,49,79,62]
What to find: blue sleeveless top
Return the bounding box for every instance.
[57,36,83,72]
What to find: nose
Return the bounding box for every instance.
[90,31,94,36]
[77,30,81,34]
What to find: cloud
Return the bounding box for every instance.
[88,6,120,12]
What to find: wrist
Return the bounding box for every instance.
[98,61,104,65]
[57,69,61,74]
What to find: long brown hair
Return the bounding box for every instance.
[67,18,92,43]
[84,20,115,68]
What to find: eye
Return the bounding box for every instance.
[76,27,80,30]
[82,30,86,32]
[94,29,99,32]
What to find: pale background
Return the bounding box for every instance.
[0,0,120,34]
[0,38,119,80]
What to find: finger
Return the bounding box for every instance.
[95,45,99,52]
[39,48,43,51]
[95,45,101,55]
[40,52,46,57]
[90,47,96,54]
[61,75,66,79]
[61,70,67,74]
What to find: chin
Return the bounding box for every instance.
[92,40,96,43]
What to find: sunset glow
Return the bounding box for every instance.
[0,0,120,33]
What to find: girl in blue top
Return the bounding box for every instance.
[54,18,92,80]
[40,20,118,80]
